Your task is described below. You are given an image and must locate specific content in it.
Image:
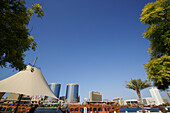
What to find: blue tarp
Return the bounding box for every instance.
[120,107,159,112]
[34,107,63,113]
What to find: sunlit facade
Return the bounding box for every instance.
[48,83,61,102]
[66,83,79,103]
[149,87,164,105]
[89,91,102,102]
[143,97,156,106]
[167,90,170,98]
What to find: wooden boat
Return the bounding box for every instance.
[0,105,31,113]
[68,104,121,113]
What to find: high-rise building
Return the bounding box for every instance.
[89,91,102,102]
[66,83,79,103]
[48,83,61,102]
[167,90,170,98]
[149,87,164,105]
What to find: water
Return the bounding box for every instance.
[34,107,161,113]
[34,107,63,113]
[120,107,159,112]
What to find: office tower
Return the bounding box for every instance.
[48,83,61,102]
[89,91,102,102]
[66,83,79,103]
[149,87,164,105]
[167,90,170,98]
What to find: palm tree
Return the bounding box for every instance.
[125,78,151,113]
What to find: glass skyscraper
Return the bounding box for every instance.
[66,83,79,103]
[48,83,61,102]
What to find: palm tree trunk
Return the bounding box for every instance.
[137,91,145,113]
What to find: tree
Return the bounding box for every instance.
[145,55,170,90]
[125,78,151,113]
[0,0,43,70]
[140,0,170,90]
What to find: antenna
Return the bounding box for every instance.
[32,57,37,67]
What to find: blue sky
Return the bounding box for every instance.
[0,0,169,102]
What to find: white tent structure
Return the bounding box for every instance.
[0,65,57,99]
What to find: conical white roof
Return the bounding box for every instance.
[0,65,57,99]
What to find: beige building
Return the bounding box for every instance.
[6,93,20,101]
[162,98,169,104]
[6,93,31,104]
[113,98,123,105]
[89,91,102,102]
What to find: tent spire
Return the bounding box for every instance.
[32,57,37,67]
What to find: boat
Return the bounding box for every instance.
[68,104,120,113]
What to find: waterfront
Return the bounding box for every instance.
[35,107,62,113]
[0,102,169,113]
[34,107,161,113]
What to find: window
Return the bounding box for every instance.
[71,108,74,112]
[93,108,97,111]
[98,108,102,111]
[75,108,78,112]
[80,108,84,112]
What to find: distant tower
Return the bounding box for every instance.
[48,83,61,102]
[167,90,170,98]
[149,87,164,105]
[66,83,79,103]
[89,91,102,102]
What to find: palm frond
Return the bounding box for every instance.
[125,78,151,91]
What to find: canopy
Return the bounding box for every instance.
[0,65,57,99]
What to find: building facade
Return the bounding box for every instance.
[167,90,170,98]
[6,93,31,104]
[113,98,123,105]
[162,98,169,104]
[149,87,164,105]
[66,83,79,103]
[143,97,156,106]
[124,99,138,106]
[89,91,102,102]
[48,83,61,102]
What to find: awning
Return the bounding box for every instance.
[0,65,57,99]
